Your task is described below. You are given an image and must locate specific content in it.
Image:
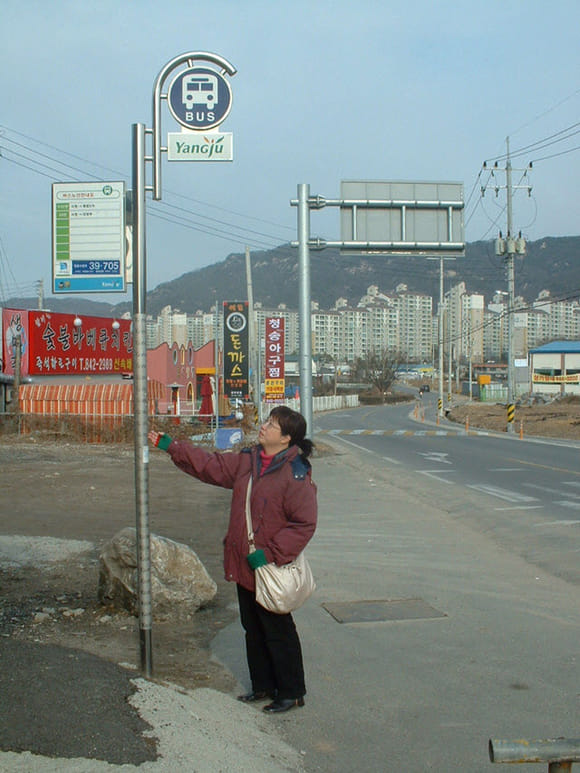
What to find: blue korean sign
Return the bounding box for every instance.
[168,67,233,131]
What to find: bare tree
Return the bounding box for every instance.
[353,348,405,401]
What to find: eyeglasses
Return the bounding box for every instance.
[262,419,281,431]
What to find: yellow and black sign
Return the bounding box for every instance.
[507,403,515,424]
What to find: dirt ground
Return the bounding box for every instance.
[447,395,580,440]
[0,438,243,693]
[1,397,578,696]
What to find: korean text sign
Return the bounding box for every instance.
[3,310,134,376]
[223,301,249,400]
[265,317,285,401]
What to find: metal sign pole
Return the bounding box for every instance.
[132,122,153,677]
[130,54,235,677]
[297,183,313,438]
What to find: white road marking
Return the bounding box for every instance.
[554,500,580,510]
[467,484,538,503]
[417,452,452,464]
[336,436,374,454]
[418,470,456,484]
[534,519,580,527]
[522,483,580,498]
[494,505,545,511]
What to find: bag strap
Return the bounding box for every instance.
[245,475,256,552]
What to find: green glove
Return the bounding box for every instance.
[247,549,268,570]
[157,434,172,451]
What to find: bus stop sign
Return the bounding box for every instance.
[168,66,232,131]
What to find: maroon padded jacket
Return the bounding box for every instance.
[165,441,318,592]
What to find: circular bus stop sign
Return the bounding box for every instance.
[168,66,233,131]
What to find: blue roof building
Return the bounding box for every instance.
[529,340,580,395]
[529,341,580,355]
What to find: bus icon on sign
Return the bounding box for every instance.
[182,73,218,109]
[168,65,233,130]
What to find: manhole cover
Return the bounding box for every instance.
[322,598,447,624]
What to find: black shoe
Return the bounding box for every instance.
[237,690,273,703]
[263,697,305,713]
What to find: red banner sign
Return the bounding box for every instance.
[2,308,133,376]
[265,317,285,400]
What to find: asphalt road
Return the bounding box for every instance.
[211,401,579,771]
[314,400,580,586]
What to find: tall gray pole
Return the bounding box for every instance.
[438,257,444,419]
[245,246,259,419]
[505,136,515,433]
[132,122,153,677]
[447,292,452,404]
[297,184,313,438]
[214,300,219,430]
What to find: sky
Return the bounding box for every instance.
[0,0,579,306]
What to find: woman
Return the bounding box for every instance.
[148,405,317,714]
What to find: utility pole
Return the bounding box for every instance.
[447,291,452,405]
[427,256,455,421]
[482,138,529,433]
[245,246,259,422]
[505,138,515,432]
[36,279,44,310]
[214,297,219,431]
[12,335,22,414]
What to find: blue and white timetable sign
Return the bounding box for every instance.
[167,67,233,131]
[52,181,126,294]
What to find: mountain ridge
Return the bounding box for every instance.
[4,235,580,318]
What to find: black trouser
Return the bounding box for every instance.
[236,584,306,700]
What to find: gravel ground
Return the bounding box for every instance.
[0,436,329,770]
[446,395,580,440]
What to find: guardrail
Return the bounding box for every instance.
[0,394,361,443]
[261,393,359,417]
[489,738,580,771]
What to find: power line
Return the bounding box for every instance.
[0,123,294,235]
[484,122,580,164]
[531,144,580,164]
[0,132,294,251]
[509,87,580,137]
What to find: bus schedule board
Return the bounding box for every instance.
[52,182,126,294]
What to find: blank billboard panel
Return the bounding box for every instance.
[340,180,464,256]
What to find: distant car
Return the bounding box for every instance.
[419,384,430,393]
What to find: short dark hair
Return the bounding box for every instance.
[269,406,314,458]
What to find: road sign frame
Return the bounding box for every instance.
[339,180,464,257]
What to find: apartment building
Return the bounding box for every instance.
[146,286,579,367]
[483,291,580,361]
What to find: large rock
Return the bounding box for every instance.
[98,527,217,620]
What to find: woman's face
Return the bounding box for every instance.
[258,416,291,455]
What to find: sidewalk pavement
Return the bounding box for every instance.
[1,436,579,771]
